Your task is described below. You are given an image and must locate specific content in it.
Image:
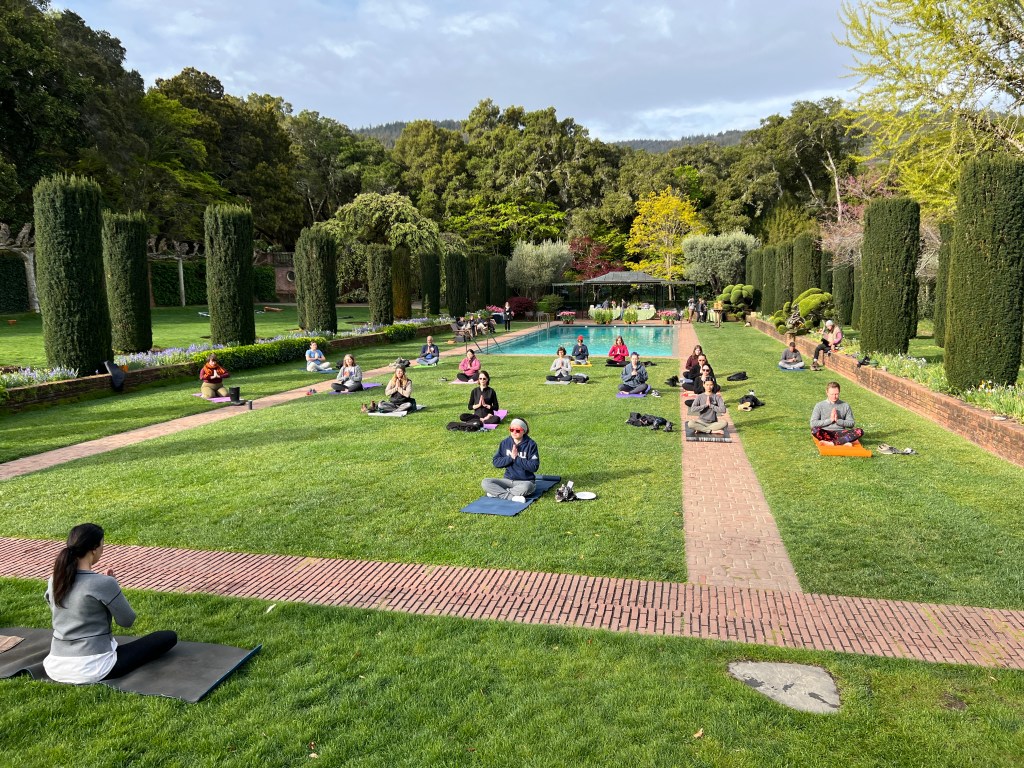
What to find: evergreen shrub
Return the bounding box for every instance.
[254,267,277,302]
[489,255,507,305]
[832,263,854,326]
[102,211,152,353]
[367,244,394,326]
[933,221,952,348]
[775,241,793,309]
[760,246,777,312]
[294,226,338,333]
[859,196,920,354]
[791,232,818,296]
[0,250,29,312]
[420,250,441,315]
[444,252,469,318]
[204,204,256,346]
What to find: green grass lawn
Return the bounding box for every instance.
[698,323,1024,609]
[2,579,1021,768]
[0,336,441,464]
[0,355,686,581]
[0,305,374,369]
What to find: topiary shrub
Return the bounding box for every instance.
[832,263,854,326]
[205,204,256,346]
[187,335,329,372]
[775,240,794,309]
[367,243,394,326]
[420,250,441,315]
[294,226,338,333]
[760,246,777,313]
[102,211,152,354]
[792,232,819,297]
[383,323,417,342]
[467,251,489,309]
[254,266,277,302]
[489,254,507,306]
[945,155,1024,389]
[444,251,469,318]
[392,246,412,320]
[33,174,112,374]
[933,220,952,348]
[0,250,29,312]
[860,196,920,354]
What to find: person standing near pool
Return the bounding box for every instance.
[606,335,629,367]
[571,335,589,364]
[503,301,512,331]
[482,418,539,503]
[619,352,650,394]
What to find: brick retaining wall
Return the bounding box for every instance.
[1,323,448,413]
[748,317,1024,469]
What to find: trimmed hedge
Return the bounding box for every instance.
[254,266,277,302]
[860,196,920,354]
[468,251,489,309]
[187,336,329,373]
[444,251,469,318]
[791,233,818,297]
[945,155,1024,389]
[294,226,338,333]
[851,262,862,329]
[102,211,152,354]
[367,244,394,326]
[205,204,256,346]
[933,220,952,348]
[392,246,412,320]
[748,248,762,309]
[760,245,777,313]
[0,250,29,312]
[150,259,208,306]
[420,250,441,315]
[33,174,113,374]
[489,254,507,306]
[820,249,834,293]
[775,241,793,310]
[383,323,417,342]
[832,263,854,326]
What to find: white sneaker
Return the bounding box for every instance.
[486,493,497,498]
[509,495,527,503]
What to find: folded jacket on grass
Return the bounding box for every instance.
[0,627,259,703]
[685,426,732,442]
[328,382,381,394]
[480,409,509,429]
[366,404,426,417]
[813,437,872,457]
[460,475,562,516]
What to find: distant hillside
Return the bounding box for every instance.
[355,120,462,147]
[613,130,748,153]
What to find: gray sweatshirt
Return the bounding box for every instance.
[45,571,136,657]
[688,392,727,423]
[810,399,855,431]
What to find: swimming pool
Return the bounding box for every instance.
[490,325,677,357]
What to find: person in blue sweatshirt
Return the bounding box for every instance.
[416,336,440,366]
[481,418,540,502]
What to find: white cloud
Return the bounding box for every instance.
[440,12,518,37]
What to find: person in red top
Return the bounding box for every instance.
[606,335,629,367]
[199,353,230,398]
[456,349,481,382]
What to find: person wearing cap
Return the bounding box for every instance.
[619,352,650,394]
[416,336,440,366]
[812,320,843,369]
[571,335,589,364]
[687,377,728,435]
[779,340,805,370]
[482,418,540,503]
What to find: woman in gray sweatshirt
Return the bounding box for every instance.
[44,523,176,684]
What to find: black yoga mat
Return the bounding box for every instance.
[0,627,259,702]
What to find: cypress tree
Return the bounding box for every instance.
[820,249,834,293]
[859,196,920,354]
[468,251,489,309]
[933,221,953,348]
[445,251,469,318]
[832,263,854,326]
[292,240,308,330]
[851,262,863,329]
[775,241,793,309]
[792,233,818,296]
[489,254,507,307]
[392,246,412,319]
[204,204,256,346]
[102,211,152,353]
[760,246,777,312]
[747,248,761,309]
[945,155,1024,389]
[420,249,441,315]
[33,174,112,373]
[294,226,338,333]
[367,244,393,326]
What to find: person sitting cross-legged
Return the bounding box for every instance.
[481,418,539,503]
[619,352,650,395]
[810,381,864,444]
[305,341,332,372]
[331,354,362,393]
[779,340,805,370]
[606,335,629,367]
[547,347,573,382]
[686,377,728,435]
[456,349,481,382]
[458,370,500,426]
[571,335,589,364]
[198,353,230,398]
[416,336,440,366]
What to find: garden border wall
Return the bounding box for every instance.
[747,317,1024,469]
[1,323,448,413]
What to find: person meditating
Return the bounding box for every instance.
[571,335,589,364]
[812,320,843,370]
[379,366,416,412]
[606,335,629,367]
[683,354,714,391]
[198,353,230,398]
[305,342,332,372]
[684,344,704,371]
[332,354,362,393]
[687,378,728,435]
[416,336,440,366]
[481,418,539,503]
[43,523,177,684]
[547,347,573,382]
[458,370,500,426]
[456,349,481,382]
[619,352,650,395]
[779,340,805,370]
[810,381,863,444]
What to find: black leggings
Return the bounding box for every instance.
[331,381,361,392]
[103,631,178,679]
[813,341,831,362]
[456,372,479,382]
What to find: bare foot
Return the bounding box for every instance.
[711,430,725,435]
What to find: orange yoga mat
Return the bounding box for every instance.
[813,437,872,457]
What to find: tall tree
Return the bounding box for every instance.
[204,203,255,346]
[683,231,758,295]
[859,197,920,354]
[791,232,820,295]
[102,210,151,353]
[626,187,707,298]
[933,221,952,348]
[293,225,337,333]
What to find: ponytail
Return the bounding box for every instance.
[52,523,104,607]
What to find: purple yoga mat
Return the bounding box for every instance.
[481,409,509,430]
[328,382,382,395]
[192,394,232,403]
[616,391,647,398]
[448,379,477,384]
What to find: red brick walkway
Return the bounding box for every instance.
[677,323,802,592]
[2,536,1021,668]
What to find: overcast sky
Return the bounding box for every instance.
[57,0,854,141]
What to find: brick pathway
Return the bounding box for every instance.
[2,536,1021,668]
[677,322,802,592]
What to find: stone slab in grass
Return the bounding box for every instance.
[728,661,840,714]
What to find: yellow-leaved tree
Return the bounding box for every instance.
[625,187,707,299]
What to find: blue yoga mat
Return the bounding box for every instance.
[778,365,806,372]
[616,391,647,398]
[461,475,562,516]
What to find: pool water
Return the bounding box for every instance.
[490,325,677,357]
